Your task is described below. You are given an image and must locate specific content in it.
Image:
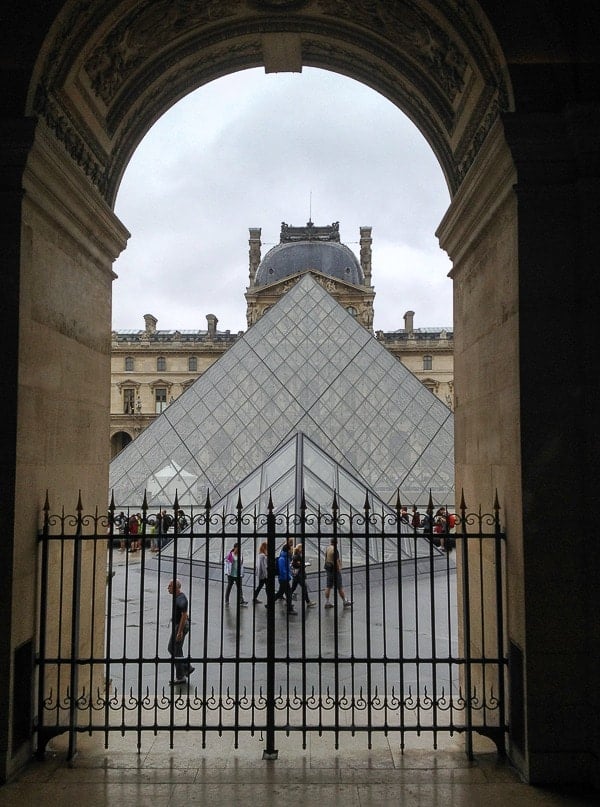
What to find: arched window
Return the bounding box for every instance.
[346,306,358,317]
[157,356,166,372]
[188,356,198,372]
[423,355,432,371]
[124,356,134,371]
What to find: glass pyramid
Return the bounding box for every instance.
[109,274,454,508]
[159,432,428,566]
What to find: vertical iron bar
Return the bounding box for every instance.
[136,494,148,750]
[300,490,308,749]
[217,507,226,738]
[35,493,51,757]
[429,500,439,750]
[317,506,324,739]
[234,492,243,748]
[87,506,100,737]
[493,491,507,751]
[379,504,388,737]
[169,497,179,750]
[263,492,278,758]
[332,492,340,749]
[395,492,406,751]
[105,493,116,750]
[67,492,83,760]
[460,491,474,759]
[363,492,372,748]
[201,491,211,748]
[478,505,487,730]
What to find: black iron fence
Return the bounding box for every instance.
[36,492,507,760]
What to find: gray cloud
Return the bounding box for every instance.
[113,68,452,333]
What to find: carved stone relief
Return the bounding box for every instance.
[314,0,468,103]
[30,0,508,200]
[33,83,109,195]
[85,0,238,105]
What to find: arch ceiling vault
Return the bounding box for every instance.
[29,0,510,204]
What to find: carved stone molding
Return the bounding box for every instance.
[314,0,468,103]
[30,0,509,201]
[33,84,109,196]
[249,1,309,9]
[84,1,238,106]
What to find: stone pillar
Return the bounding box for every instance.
[438,111,600,786]
[248,227,261,285]
[0,119,128,780]
[0,117,37,781]
[501,107,599,786]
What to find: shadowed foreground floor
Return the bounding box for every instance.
[0,729,596,807]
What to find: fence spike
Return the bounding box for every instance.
[363,490,370,512]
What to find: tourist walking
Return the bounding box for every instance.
[290,543,315,608]
[253,541,268,603]
[167,579,194,685]
[224,542,248,606]
[323,537,352,609]
[274,538,296,614]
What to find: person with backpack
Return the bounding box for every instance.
[273,538,296,614]
[290,543,316,608]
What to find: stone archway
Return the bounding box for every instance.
[28,1,510,204]
[110,430,133,457]
[3,0,598,790]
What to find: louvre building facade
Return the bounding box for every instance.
[109,252,454,510]
[111,222,454,458]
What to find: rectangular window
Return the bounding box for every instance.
[157,356,166,371]
[423,355,432,371]
[155,387,167,414]
[125,356,134,371]
[123,388,135,414]
[188,356,198,372]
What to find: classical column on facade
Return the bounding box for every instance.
[359,226,372,286]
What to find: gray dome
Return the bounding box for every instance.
[254,241,364,287]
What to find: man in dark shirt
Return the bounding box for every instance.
[167,579,194,685]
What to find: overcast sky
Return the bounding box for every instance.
[112,67,453,334]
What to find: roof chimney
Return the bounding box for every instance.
[248,228,262,285]
[144,314,157,334]
[206,314,218,338]
[404,310,414,334]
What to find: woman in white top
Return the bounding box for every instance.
[253,541,268,603]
